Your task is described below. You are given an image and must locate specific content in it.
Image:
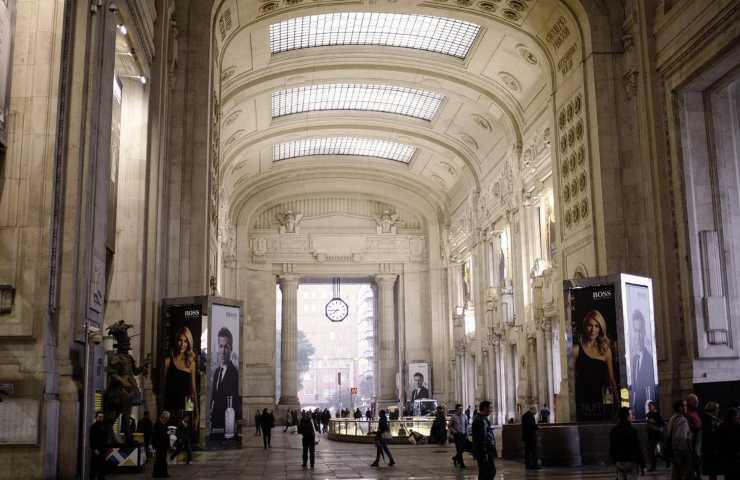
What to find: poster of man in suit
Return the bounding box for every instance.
[209,304,241,442]
[408,363,431,404]
[623,280,658,421]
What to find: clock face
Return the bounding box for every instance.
[325,298,349,322]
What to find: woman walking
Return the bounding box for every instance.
[371,410,395,467]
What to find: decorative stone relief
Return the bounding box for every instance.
[253,197,422,231]
[516,43,538,65]
[374,209,400,234]
[498,71,521,92]
[557,91,589,233]
[422,0,535,25]
[276,210,304,233]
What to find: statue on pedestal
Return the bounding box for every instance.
[104,320,150,445]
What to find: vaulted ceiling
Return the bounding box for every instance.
[211,0,574,223]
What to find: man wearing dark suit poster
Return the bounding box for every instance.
[630,310,656,421]
[410,372,430,402]
[210,327,240,435]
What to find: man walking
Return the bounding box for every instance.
[137,411,153,457]
[472,400,496,480]
[261,408,274,448]
[666,400,693,480]
[298,411,316,468]
[170,416,193,464]
[152,411,171,478]
[522,406,540,469]
[450,404,470,468]
[90,411,108,480]
[610,407,645,480]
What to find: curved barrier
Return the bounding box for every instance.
[328,417,441,444]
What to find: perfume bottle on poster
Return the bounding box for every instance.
[225,395,235,439]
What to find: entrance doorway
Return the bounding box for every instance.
[276,281,376,414]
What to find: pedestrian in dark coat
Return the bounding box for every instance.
[718,407,740,479]
[137,411,154,455]
[371,410,395,467]
[701,402,722,480]
[255,410,262,436]
[522,406,540,469]
[645,402,665,471]
[152,411,171,478]
[261,408,274,448]
[472,401,496,480]
[90,411,108,480]
[298,412,316,468]
[609,407,644,480]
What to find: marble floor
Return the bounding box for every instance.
[118,430,672,479]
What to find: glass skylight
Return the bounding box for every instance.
[269,12,481,59]
[272,84,444,120]
[273,137,416,163]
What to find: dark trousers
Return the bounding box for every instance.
[524,437,538,468]
[90,452,106,480]
[153,449,169,478]
[263,429,272,448]
[374,438,395,464]
[477,454,496,480]
[453,433,467,465]
[302,439,315,466]
[255,423,261,435]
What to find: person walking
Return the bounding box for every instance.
[371,410,395,467]
[152,411,171,478]
[472,400,496,480]
[685,394,702,478]
[539,404,550,424]
[298,411,316,469]
[322,408,331,434]
[283,409,290,433]
[449,404,470,468]
[137,411,154,457]
[522,406,540,469]
[666,400,693,480]
[645,401,666,471]
[701,402,721,480]
[169,416,192,464]
[718,407,740,480]
[291,409,299,434]
[609,407,645,480]
[431,405,447,445]
[255,410,262,436]
[90,411,108,480]
[261,408,274,448]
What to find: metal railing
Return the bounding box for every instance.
[328,417,445,438]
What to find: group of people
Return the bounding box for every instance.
[89,409,190,480]
[608,394,740,480]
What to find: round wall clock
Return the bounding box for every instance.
[325,297,349,322]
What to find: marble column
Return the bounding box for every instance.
[543,319,555,419]
[527,335,537,406]
[376,274,399,409]
[278,274,300,407]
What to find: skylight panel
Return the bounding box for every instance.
[272,84,444,120]
[269,12,481,59]
[273,137,416,163]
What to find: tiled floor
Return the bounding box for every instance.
[117,430,672,479]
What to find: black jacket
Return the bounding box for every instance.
[298,416,315,441]
[609,422,644,465]
[90,422,108,453]
[260,412,275,430]
[472,415,495,459]
[210,361,240,428]
[153,421,170,451]
[522,411,538,441]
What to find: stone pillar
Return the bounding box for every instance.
[278,274,300,407]
[527,335,537,407]
[543,319,555,420]
[376,274,399,409]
